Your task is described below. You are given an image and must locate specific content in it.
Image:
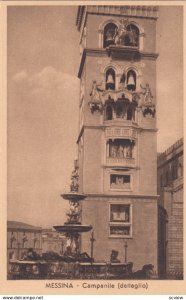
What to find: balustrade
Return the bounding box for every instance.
[106,157,135,167]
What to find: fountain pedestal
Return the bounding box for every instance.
[54,161,92,257]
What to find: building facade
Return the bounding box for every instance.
[157,138,183,278]
[7,221,41,278]
[75,6,159,272]
[7,222,66,259]
[7,221,42,262]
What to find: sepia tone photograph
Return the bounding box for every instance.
[6,3,183,283]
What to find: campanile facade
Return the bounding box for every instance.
[76,6,159,271]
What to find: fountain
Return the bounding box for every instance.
[53,160,92,259]
[8,160,93,280]
[8,160,134,279]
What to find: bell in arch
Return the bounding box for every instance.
[106,70,115,90]
[127,71,136,91]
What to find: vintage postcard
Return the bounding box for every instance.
[0,0,185,296]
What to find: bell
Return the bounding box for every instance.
[107,74,114,84]
[127,74,135,87]
[127,73,136,91]
[106,73,115,90]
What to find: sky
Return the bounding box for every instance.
[7,5,183,228]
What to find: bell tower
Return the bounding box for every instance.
[76,5,159,271]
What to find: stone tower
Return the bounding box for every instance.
[76,5,159,271]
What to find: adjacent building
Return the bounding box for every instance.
[7,221,42,262]
[157,138,183,278]
[7,221,66,259]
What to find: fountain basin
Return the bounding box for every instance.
[61,192,87,201]
[54,224,92,233]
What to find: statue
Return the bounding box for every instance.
[110,250,120,263]
[118,145,124,158]
[132,264,155,279]
[140,83,153,103]
[114,19,128,45]
[111,145,117,158]
[90,81,103,103]
[70,161,79,192]
[116,176,124,186]
[140,83,156,118]
[23,248,40,261]
[64,233,80,255]
[119,73,126,89]
[74,234,80,253]
[67,201,81,224]
[114,19,138,47]
[89,80,103,113]
[126,145,132,158]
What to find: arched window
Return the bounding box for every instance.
[10,232,16,248]
[9,251,15,260]
[105,105,113,120]
[178,162,183,177]
[103,23,117,48]
[106,68,115,90]
[126,69,136,91]
[127,105,133,120]
[126,24,139,47]
[116,103,124,118]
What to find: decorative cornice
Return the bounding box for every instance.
[102,165,139,170]
[77,6,159,27]
[78,48,159,78]
[83,193,159,200]
[77,124,158,143]
[87,6,158,20]
[76,6,85,31]
[157,137,183,167]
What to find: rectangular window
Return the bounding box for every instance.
[110,174,131,190]
[109,203,132,238]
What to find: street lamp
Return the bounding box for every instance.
[124,239,128,263]
[90,231,96,263]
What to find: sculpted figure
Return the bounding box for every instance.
[89,80,103,113]
[140,83,153,103]
[114,19,128,45]
[114,19,138,46]
[118,145,124,158]
[90,80,103,104]
[70,163,79,192]
[67,201,80,223]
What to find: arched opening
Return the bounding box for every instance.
[126,24,139,47]
[10,232,16,248]
[116,103,124,118]
[119,72,126,89]
[178,162,183,177]
[126,69,136,91]
[103,23,117,48]
[127,105,133,120]
[106,68,116,90]
[105,105,113,120]
[9,251,15,260]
